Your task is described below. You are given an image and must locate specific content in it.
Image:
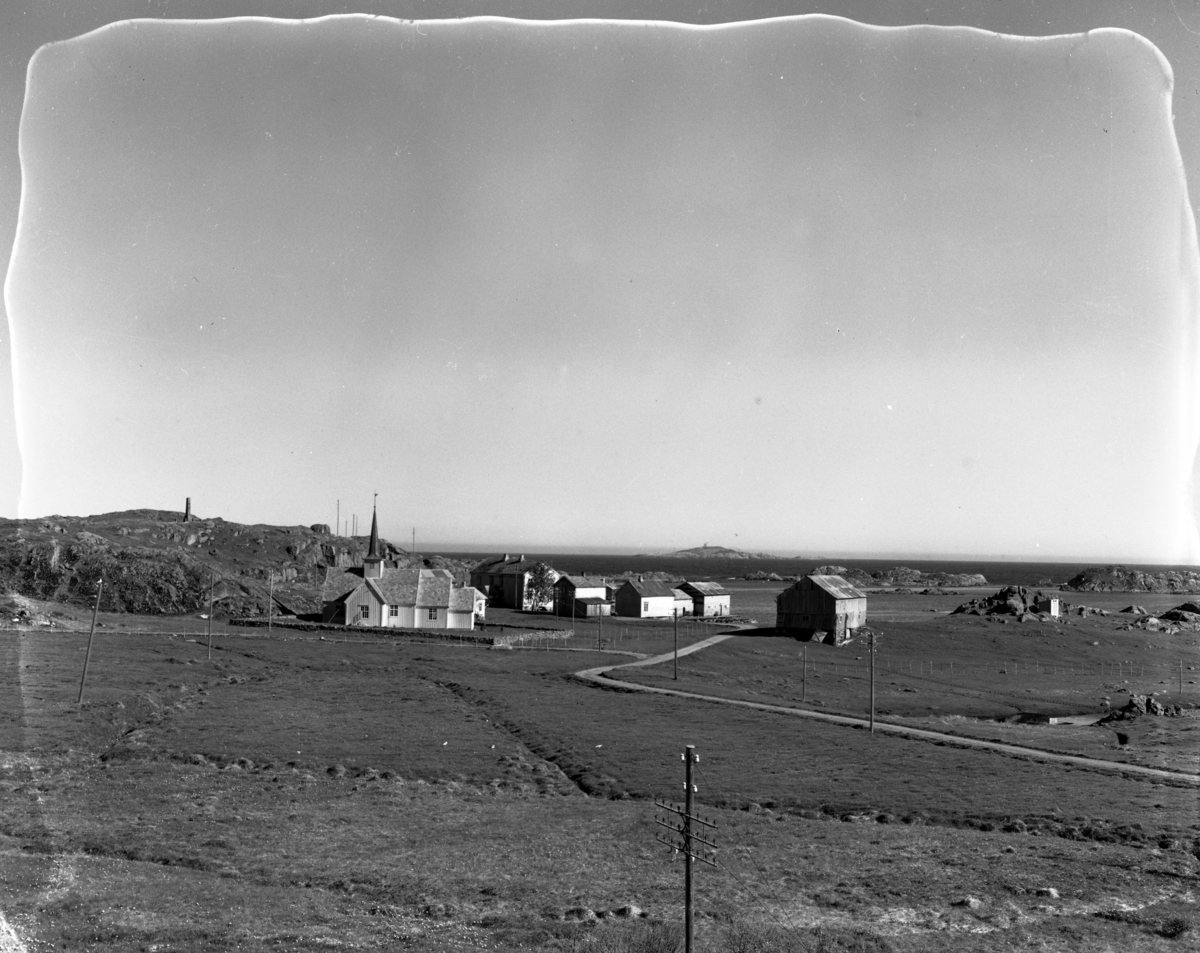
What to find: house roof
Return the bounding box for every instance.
[470,554,543,576]
[671,588,691,600]
[679,581,729,597]
[556,574,606,589]
[619,578,676,598]
[574,596,611,606]
[806,575,867,600]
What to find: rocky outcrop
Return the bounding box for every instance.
[811,565,988,589]
[1099,694,1185,722]
[1063,565,1200,594]
[952,586,1057,617]
[0,510,474,617]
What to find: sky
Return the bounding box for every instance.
[2,2,1199,563]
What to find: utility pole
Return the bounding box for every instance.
[268,573,274,635]
[674,608,679,680]
[207,571,215,660]
[77,579,103,704]
[336,500,339,538]
[597,603,603,652]
[654,746,717,953]
[869,629,876,733]
[802,642,807,703]
[1182,660,1185,696]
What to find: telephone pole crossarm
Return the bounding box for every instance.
[653,833,719,867]
[653,800,719,828]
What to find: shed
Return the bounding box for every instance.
[554,575,612,617]
[1035,597,1061,618]
[775,574,867,645]
[670,588,693,617]
[615,578,677,618]
[677,581,731,618]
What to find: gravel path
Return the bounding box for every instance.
[574,628,1200,785]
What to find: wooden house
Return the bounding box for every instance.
[774,574,867,645]
[671,588,693,617]
[677,581,731,618]
[554,575,612,617]
[615,578,677,618]
[469,554,559,611]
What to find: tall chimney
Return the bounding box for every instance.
[185,497,191,522]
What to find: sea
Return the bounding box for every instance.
[430,554,1194,588]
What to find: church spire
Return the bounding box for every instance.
[363,494,384,578]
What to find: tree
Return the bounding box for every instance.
[525,562,558,611]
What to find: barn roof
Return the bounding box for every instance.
[619,578,676,598]
[574,596,610,606]
[807,575,867,600]
[678,581,729,597]
[671,588,691,600]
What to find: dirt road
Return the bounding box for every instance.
[574,630,1200,785]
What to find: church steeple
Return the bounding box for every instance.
[363,494,384,579]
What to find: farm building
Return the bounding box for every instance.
[775,575,867,645]
[615,578,677,618]
[469,554,559,611]
[671,588,693,617]
[554,575,613,617]
[677,581,731,617]
[321,509,483,629]
[1035,596,1061,618]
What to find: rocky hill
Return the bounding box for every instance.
[0,510,473,618]
[1062,565,1200,594]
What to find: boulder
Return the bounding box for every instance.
[1160,605,1200,623]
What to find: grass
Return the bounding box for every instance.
[1,602,1198,951]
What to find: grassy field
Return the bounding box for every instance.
[0,591,1197,951]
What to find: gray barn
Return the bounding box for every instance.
[775,575,867,645]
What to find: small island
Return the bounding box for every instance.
[637,543,778,559]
